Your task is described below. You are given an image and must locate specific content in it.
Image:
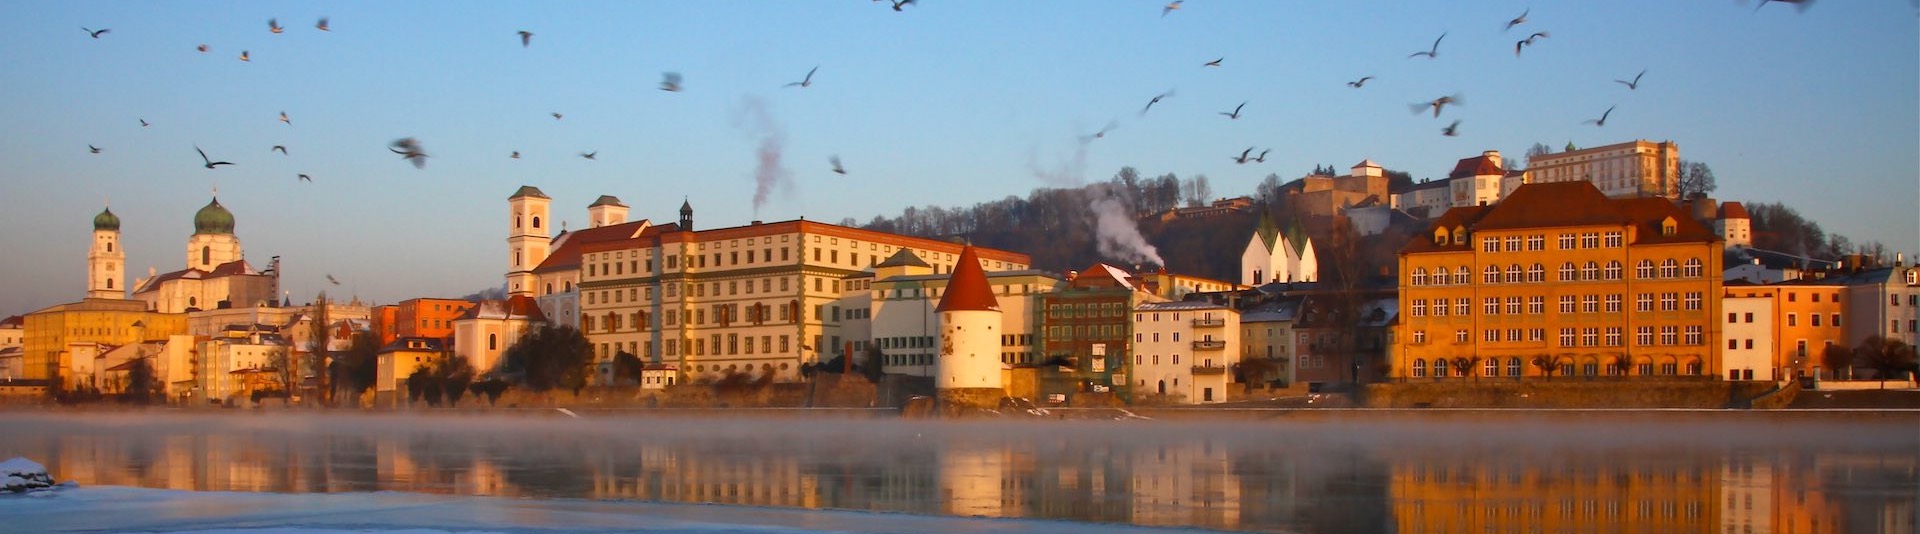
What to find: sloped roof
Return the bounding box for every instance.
[1285,218,1311,255]
[531,219,660,274]
[1719,201,1750,220]
[589,195,626,208]
[0,315,23,329]
[509,186,550,200]
[457,295,548,322]
[1399,204,1494,254]
[1472,181,1626,230]
[1616,197,1719,244]
[133,260,264,294]
[1253,209,1281,251]
[1448,153,1504,179]
[935,245,999,313]
[378,337,446,354]
[876,248,931,268]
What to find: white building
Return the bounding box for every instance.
[1722,295,1775,381]
[1240,210,1317,286]
[1840,262,1920,350]
[1523,140,1681,199]
[1131,300,1241,404]
[451,295,547,374]
[1715,202,1752,249]
[935,245,1006,403]
[1446,151,1507,208]
[88,207,125,300]
[131,198,281,314]
[858,248,1060,377]
[197,325,289,403]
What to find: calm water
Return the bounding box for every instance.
[0,410,1914,533]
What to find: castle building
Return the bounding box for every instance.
[845,248,1061,378]
[1240,209,1317,286]
[1393,181,1723,381]
[934,245,1007,407]
[1714,202,1752,249]
[1277,160,1391,219]
[508,185,1032,384]
[132,197,279,313]
[1523,140,1680,200]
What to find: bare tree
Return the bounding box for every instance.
[1676,160,1717,198]
[308,291,331,405]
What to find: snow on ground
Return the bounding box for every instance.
[0,486,1221,534]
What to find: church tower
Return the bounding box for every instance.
[87,206,125,299]
[935,245,1005,409]
[507,186,553,297]
[587,195,628,229]
[185,197,242,270]
[678,198,694,231]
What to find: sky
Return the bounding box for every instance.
[1,1,1915,316]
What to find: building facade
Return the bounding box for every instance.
[1239,210,1318,286]
[1393,181,1723,381]
[132,197,280,313]
[1131,300,1241,403]
[1722,280,1849,379]
[1523,140,1681,200]
[1721,295,1775,381]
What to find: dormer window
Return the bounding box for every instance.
[1433,228,1448,246]
[1452,226,1467,245]
[1661,216,1677,236]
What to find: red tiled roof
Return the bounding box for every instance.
[1399,205,1494,254]
[0,315,23,329]
[1448,154,1503,180]
[1719,201,1749,220]
[936,246,1000,313]
[1616,197,1719,244]
[1472,181,1627,230]
[531,220,658,274]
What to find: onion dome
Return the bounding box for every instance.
[193,198,234,235]
[93,207,120,231]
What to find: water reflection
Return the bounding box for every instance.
[0,413,1912,533]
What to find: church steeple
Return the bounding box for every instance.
[679,198,693,231]
[88,205,125,299]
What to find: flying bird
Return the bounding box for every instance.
[1203,57,1223,67]
[1505,8,1529,31]
[279,111,290,125]
[83,27,109,39]
[196,44,208,53]
[1163,1,1183,16]
[891,0,915,11]
[1412,94,1462,118]
[1082,120,1119,142]
[1255,149,1270,163]
[195,145,233,169]
[1584,105,1615,127]
[1408,32,1446,59]
[1442,120,1461,137]
[238,50,250,62]
[272,145,287,155]
[1219,101,1245,120]
[268,18,283,34]
[139,119,149,127]
[551,112,563,120]
[1142,90,1174,114]
[784,66,818,88]
[511,151,521,159]
[1233,147,1254,164]
[660,72,683,92]
[298,173,311,182]
[1514,32,1549,57]
[1615,69,1646,90]
[89,145,101,154]
[316,17,329,32]
[830,155,847,175]
[517,30,533,47]
[326,274,340,286]
[581,151,598,160]
[1347,76,1374,88]
[389,138,428,168]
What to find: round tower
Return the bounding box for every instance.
[184,197,242,270]
[935,245,1004,410]
[507,186,553,296]
[87,206,125,299]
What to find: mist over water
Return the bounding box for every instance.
[0,412,1914,533]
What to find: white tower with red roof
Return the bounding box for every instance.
[936,245,1005,407]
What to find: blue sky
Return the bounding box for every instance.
[1,1,1914,315]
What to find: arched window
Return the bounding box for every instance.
[1434,358,1451,378]
[1683,258,1703,278]
[106,278,113,289]
[1560,262,1576,281]
[1411,268,1428,286]
[1454,266,1470,285]
[532,216,542,229]
[1659,259,1678,278]
[201,246,211,266]
[488,334,497,351]
[564,281,573,292]
[1637,259,1655,279]
[1528,263,1545,282]
[1582,261,1599,281]
[516,216,522,229]
[1412,359,1427,378]
[1506,264,1523,283]
[1433,267,1449,285]
[189,297,197,307]
[544,283,553,295]
[1604,261,1623,281]
[1507,357,1522,377]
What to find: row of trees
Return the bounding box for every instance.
[1820,336,1919,380]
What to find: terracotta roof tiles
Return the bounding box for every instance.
[935,245,1000,313]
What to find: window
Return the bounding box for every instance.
[1413,330,1427,344]
[1412,300,1427,317]
[1484,358,1499,376]
[1485,265,1501,284]
[1831,314,1840,327]
[1581,233,1599,249]
[1605,294,1621,313]
[1660,326,1678,345]
[1787,313,1797,327]
[1484,329,1499,342]
[1411,268,1428,286]
[1526,263,1544,283]
[1504,236,1521,251]
[1507,328,1522,341]
[1581,261,1599,281]
[1506,297,1522,315]
[1529,296,1544,314]
[1559,328,1576,347]
[1604,231,1623,247]
[1559,262,1576,281]
[1455,330,1470,343]
[1527,235,1544,251]
[1637,260,1655,279]
[1683,258,1703,278]
[1507,357,1522,376]
[1434,267,1450,285]
[1485,298,1500,315]
[1659,259,1678,278]
[1685,325,1703,345]
[1435,358,1451,377]
[1455,299,1470,316]
[1728,312,1738,323]
[1637,293,1653,312]
[1559,295,1576,314]
[1582,295,1598,313]
[1605,327,1622,346]
[1558,233,1576,249]
[1811,314,1821,327]
[1637,327,1654,346]
[1412,359,1427,378]
[1604,261,1622,281]
[1482,237,1499,252]
[1454,267,1470,285]
[1660,292,1678,311]
[1684,292,1702,311]
[1433,299,1448,316]
[1506,264,1523,283]
[1581,328,1598,347]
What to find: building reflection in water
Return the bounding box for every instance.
[0,414,1912,534]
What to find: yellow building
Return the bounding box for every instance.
[22,299,186,388]
[1394,181,1723,380]
[1722,280,1850,379]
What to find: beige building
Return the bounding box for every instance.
[852,248,1062,377]
[450,295,546,374]
[374,337,447,406]
[1278,160,1391,219]
[1523,140,1680,199]
[510,186,1033,384]
[1131,300,1241,403]
[132,197,280,314]
[197,325,289,403]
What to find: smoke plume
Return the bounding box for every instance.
[732,96,791,216]
[1030,133,1163,267]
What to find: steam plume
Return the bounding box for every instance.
[732,96,791,216]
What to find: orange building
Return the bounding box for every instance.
[1394,181,1723,380]
[392,298,473,345]
[1722,279,1850,379]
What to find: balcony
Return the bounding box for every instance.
[1191,317,1226,328]
[1190,364,1228,376]
[1191,340,1226,351]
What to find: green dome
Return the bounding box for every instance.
[93,207,120,231]
[194,198,234,235]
